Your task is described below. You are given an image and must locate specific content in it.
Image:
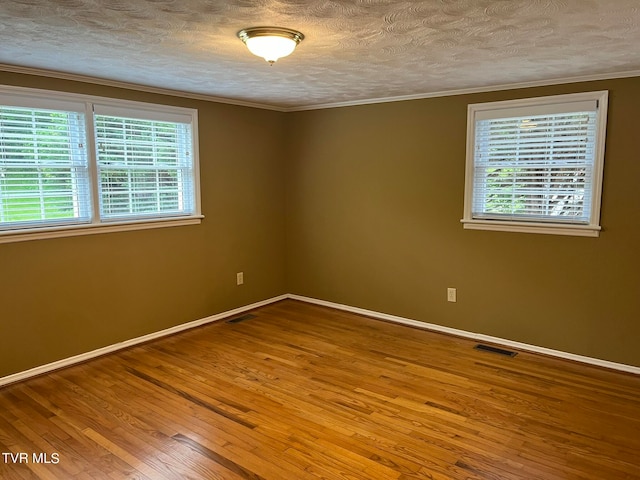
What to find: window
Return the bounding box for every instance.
[94,105,196,221]
[462,91,608,237]
[0,86,201,242]
[0,101,90,228]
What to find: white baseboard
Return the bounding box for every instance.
[2,292,637,387]
[288,294,640,375]
[0,294,288,387]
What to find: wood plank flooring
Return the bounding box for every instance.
[1,299,639,479]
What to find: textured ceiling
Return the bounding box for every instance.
[0,0,639,110]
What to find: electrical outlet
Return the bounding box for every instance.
[447,287,457,303]
[237,272,244,285]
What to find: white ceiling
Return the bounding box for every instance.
[1,0,639,111]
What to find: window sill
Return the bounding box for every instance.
[0,215,204,244]
[461,219,601,237]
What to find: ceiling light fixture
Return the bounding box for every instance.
[237,27,304,65]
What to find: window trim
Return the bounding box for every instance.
[0,85,202,243]
[461,91,608,237]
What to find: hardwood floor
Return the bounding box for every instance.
[1,299,639,479]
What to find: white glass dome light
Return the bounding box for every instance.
[238,27,304,64]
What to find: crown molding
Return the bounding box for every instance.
[1,63,640,113]
[0,63,288,112]
[284,69,640,112]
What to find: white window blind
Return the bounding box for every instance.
[473,110,597,223]
[0,85,201,243]
[462,91,608,237]
[0,105,90,230]
[94,113,195,220]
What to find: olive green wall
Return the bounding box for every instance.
[0,72,288,377]
[285,77,640,367]
[2,72,639,378]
